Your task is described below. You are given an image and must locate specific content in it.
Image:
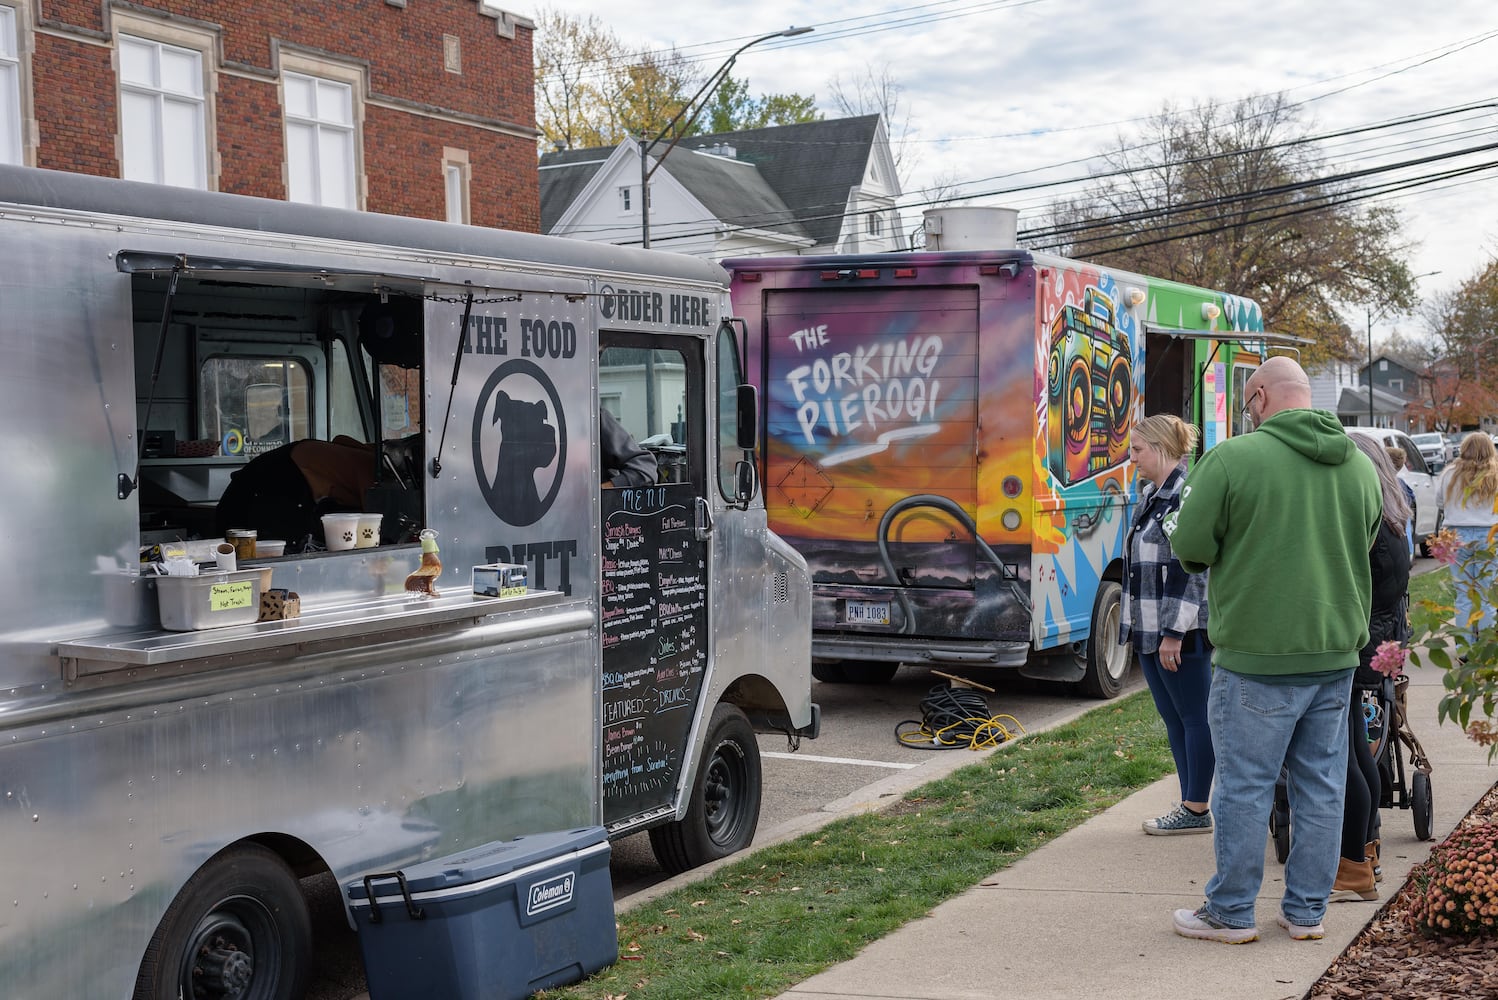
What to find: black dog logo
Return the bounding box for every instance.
[487,390,558,525]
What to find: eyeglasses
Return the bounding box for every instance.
[1240,386,1264,429]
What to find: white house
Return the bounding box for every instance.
[539,114,902,260]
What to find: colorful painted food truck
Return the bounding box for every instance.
[726,215,1266,697]
[0,164,813,999]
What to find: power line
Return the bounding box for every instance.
[548,99,1498,241]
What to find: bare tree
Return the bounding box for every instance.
[1041,95,1418,368]
[828,62,917,181]
[1414,263,1498,429]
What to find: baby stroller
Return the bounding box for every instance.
[1269,673,1434,863]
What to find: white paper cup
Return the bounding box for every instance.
[214,542,237,572]
[356,514,382,548]
[321,513,360,551]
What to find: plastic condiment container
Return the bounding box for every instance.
[321,513,360,551]
[356,514,382,548]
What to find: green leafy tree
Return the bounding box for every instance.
[1041,94,1418,368]
[533,8,819,151]
[698,75,821,134]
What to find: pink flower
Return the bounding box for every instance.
[1426,529,1463,567]
[1370,640,1408,678]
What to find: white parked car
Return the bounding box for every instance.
[1408,432,1448,473]
[1345,427,1441,556]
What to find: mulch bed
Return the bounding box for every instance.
[1306,781,1498,999]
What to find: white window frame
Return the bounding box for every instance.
[443,147,470,225]
[279,50,365,210]
[866,211,883,236]
[0,2,29,167]
[114,12,216,189]
[619,185,632,213]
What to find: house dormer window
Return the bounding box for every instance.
[619,185,631,212]
[866,211,883,236]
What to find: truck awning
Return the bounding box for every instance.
[115,250,429,295]
[1143,324,1312,346]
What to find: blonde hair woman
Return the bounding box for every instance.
[1437,432,1498,639]
[1122,414,1213,834]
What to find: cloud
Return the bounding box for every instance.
[536,0,1498,294]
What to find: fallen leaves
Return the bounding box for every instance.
[1307,784,1498,1000]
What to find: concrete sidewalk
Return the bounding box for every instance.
[772,666,1495,1000]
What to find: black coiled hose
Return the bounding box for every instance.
[894,682,1024,750]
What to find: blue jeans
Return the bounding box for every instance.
[1204,668,1353,929]
[1450,526,1496,640]
[1140,632,1215,803]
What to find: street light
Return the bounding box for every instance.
[1366,271,1440,426]
[639,26,813,249]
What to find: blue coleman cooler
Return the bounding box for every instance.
[346,826,616,1000]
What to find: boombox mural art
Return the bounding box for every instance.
[728,251,1264,697]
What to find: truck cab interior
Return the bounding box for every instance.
[128,257,427,555]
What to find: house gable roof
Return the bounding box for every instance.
[538,145,616,233]
[678,114,884,247]
[663,147,806,240]
[537,114,889,247]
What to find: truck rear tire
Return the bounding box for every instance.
[1074,580,1131,699]
[811,660,847,683]
[649,703,763,874]
[134,843,311,1000]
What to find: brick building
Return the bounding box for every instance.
[0,0,538,231]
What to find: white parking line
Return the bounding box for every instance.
[762,751,918,770]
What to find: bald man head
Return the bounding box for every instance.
[1242,356,1312,429]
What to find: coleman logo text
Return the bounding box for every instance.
[526,872,576,916]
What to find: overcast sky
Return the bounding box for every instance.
[526,1,1498,336]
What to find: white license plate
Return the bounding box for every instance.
[845,600,890,625]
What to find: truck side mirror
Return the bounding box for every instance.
[736,384,758,451]
[734,458,758,507]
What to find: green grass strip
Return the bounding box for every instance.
[1409,563,1451,607]
[540,690,1175,1000]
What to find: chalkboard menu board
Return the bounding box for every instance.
[600,483,708,824]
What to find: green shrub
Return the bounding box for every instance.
[1408,529,1498,760]
[1406,822,1498,938]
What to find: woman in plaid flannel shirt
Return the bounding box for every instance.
[1122,414,1214,835]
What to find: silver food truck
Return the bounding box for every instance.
[0,164,815,999]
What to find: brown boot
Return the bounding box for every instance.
[1366,840,1382,883]
[1329,856,1378,902]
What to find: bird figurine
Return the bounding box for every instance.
[404,528,442,595]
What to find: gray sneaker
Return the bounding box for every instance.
[1173,905,1258,944]
[1143,804,1213,836]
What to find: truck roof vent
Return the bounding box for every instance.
[922,206,1019,251]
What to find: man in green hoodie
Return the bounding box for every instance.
[1163,356,1380,944]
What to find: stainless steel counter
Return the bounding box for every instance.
[57,589,566,682]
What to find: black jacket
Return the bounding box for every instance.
[1355,518,1411,688]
